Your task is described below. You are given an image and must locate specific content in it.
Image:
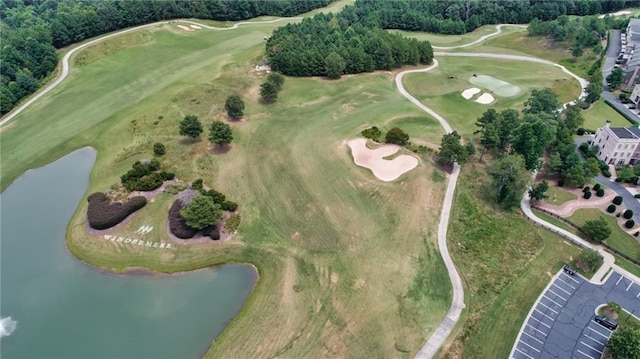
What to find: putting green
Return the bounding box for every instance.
[469,75,521,97]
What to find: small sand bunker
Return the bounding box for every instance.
[475,93,495,104]
[461,88,481,100]
[177,25,194,31]
[470,75,520,97]
[347,138,418,182]
[189,25,202,29]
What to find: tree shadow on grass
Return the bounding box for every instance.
[211,144,231,154]
[179,137,202,145]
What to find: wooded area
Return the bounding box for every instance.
[0,0,333,115]
[266,12,434,77]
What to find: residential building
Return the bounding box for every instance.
[591,122,640,165]
[631,84,640,106]
[620,19,640,88]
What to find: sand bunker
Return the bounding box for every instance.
[461,88,481,100]
[475,93,495,104]
[177,25,194,31]
[189,25,202,29]
[470,75,520,97]
[347,138,418,182]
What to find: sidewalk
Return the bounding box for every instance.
[522,197,640,285]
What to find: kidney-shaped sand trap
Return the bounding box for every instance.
[470,75,520,97]
[461,87,481,100]
[475,92,495,104]
[347,138,419,182]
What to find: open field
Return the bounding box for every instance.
[546,185,579,206]
[582,98,636,130]
[439,161,581,359]
[569,208,640,263]
[478,31,599,79]
[2,10,453,358]
[390,25,524,48]
[401,56,581,136]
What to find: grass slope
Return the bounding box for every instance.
[4,15,452,358]
[582,98,635,130]
[441,161,581,359]
[569,208,640,261]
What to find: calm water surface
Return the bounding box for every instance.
[0,148,255,358]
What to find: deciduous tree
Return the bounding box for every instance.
[208,121,233,147]
[325,52,346,79]
[437,131,472,165]
[608,324,640,358]
[581,216,611,243]
[179,115,203,139]
[490,154,530,209]
[385,127,410,145]
[529,180,549,202]
[224,95,245,119]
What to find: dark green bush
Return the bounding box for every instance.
[87,192,147,230]
[159,171,175,181]
[594,183,601,191]
[153,142,166,156]
[596,188,605,197]
[607,204,616,213]
[635,194,640,199]
[625,219,635,229]
[191,179,204,192]
[602,169,612,177]
[583,186,591,192]
[577,128,586,135]
[168,200,198,239]
[203,189,225,204]
[635,231,639,237]
[613,196,623,205]
[624,209,634,219]
[583,191,592,199]
[558,179,565,187]
[147,159,161,171]
[221,201,238,212]
[361,126,382,142]
[202,224,220,240]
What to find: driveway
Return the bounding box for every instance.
[511,269,640,359]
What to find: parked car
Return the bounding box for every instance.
[563,265,576,276]
[594,315,618,330]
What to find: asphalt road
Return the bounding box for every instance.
[511,269,640,359]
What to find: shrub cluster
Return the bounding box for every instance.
[624,209,634,219]
[121,160,173,192]
[607,204,617,213]
[226,214,241,233]
[153,142,166,156]
[168,199,198,239]
[361,126,382,142]
[583,191,592,199]
[596,188,605,197]
[221,201,238,212]
[625,219,635,229]
[594,183,601,191]
[613,196,623,205]
[87,192,147,230]
[202,224,220,240]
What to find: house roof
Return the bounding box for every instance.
[611,127,639,139]
[628,127,640,138]
[630,18,640,33]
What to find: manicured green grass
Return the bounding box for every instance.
[479,31,599,79]
[582,98,635,130]
[569,208,640,261]
[402,56,581,136]
[532,210,580,235]
[546,186,578,206]
[613,254,640,278]
[443,161,581,359]
[389,25,523,47]
[4,12,452,358]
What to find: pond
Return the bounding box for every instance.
[0,148,255,358]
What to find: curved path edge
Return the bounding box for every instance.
[0,17,301,127]
[395,60,464,359]
[432,24,527,50]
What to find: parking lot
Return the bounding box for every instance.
[510,269,640,359]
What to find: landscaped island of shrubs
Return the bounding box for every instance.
[86,153,241,241]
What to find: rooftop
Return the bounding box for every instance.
[610,127,640,139]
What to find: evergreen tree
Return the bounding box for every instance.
[179,115,203,139]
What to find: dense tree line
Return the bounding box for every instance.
[344,0,640,35]
[468,88,597,209]
[0,0,333,115]
[266,12,433,77]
